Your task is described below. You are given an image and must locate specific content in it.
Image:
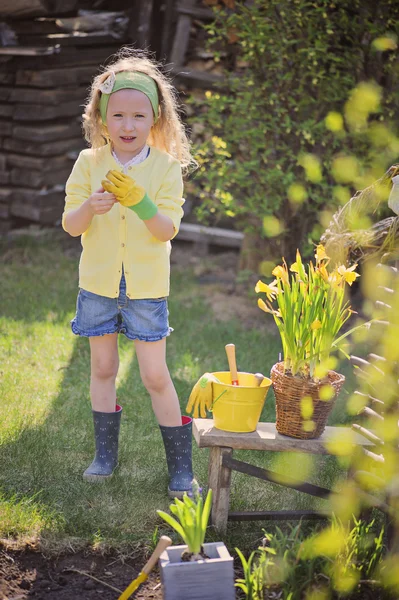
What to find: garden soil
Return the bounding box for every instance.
[0,544,164,600]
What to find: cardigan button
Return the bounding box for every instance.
[121,243,125,247]
[121,215,125,220]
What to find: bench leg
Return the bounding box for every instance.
[208,446,232,534]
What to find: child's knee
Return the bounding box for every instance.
[141,367,170,395]
[91,356,119,380]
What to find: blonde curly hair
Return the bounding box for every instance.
[82,47,196,172]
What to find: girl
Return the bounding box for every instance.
[62,48,196,498]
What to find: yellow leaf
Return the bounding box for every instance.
[325,111,344,132]
[324,428,356,456]
[263,215,283,237]
[288,183,308,204]
[372,36,397,51]
[301,396,314,419]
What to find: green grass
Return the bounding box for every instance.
[0,232,355,554]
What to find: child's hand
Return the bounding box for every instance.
[87,187,116,216]
[101,170,146,207]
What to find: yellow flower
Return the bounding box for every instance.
[336,264,360,285]
[315,244,329,264]
[311,319,322,330]
[255,279,279,300]
[317,263,329,282]
[272,264,289,284]
[257,299,281,318]
[257,298,271,313]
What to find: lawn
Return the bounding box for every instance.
[0,231,355,554]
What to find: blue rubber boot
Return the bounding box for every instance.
[83,404,122,482]
[159,416,194,498]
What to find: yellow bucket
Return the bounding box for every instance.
[211,371,272,433]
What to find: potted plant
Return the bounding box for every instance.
[255,244,360,439]
[157,483,235,600]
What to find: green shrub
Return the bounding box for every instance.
[189,0,399,270]
[235,518,385,599]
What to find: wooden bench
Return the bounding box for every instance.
[193,418,374,533]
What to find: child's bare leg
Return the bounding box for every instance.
[89,333,119,412]
[134,338,181,426]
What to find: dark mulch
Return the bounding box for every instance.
[0,544,163,600]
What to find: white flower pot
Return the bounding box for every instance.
[159,541,235,600]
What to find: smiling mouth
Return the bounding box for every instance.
[120,136,136,141]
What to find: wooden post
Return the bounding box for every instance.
[208,446,233,534]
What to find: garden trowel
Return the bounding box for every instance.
[118,536,172,599]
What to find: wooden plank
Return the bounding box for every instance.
[11,167,71,189]
[16,65,96,88]
[0,86,86,106]
[224,455,332,499]
[0,203,10,219]
[0,0,51,19]
[170,66,224,88]
[5,152,74,171]
[170,0,195,66]
[208,446,232,533]
[228,510,329,522]
[4,137,85,157]
[0,172,10,185]
[11,187,65,223]
[177,222,243,248]
[0,46,60,57]
[0,73,15,85]
[0,121,13,136]
[132,0,154,48]
[0,220,11,235]
[9,45,118,70]
[0,104,13,118]
[8,18,60,35]
[193,419,375,454]
[176,2,215,20]
[17,32,118,47]
[13,121,82,143]
[13,101,82,121]
[0,154,6,170]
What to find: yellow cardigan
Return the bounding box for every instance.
[62,145,185,299]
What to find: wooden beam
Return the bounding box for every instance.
[194,419,374,454]
[177,222,243,249]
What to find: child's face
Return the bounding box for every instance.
[106,89,154,160]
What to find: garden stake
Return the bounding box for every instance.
[225,343,239,385]
[118,536,172,599]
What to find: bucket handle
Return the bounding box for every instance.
[210,388,228,412]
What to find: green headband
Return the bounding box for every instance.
[99,71,159,124]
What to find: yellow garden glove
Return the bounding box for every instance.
[186,373,221,419]
[101,170,158,220]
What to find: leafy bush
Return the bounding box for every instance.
[235,519,385,600]
[189,0,399,270]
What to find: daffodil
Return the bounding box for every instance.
[272,263,289,284]
[315,244,329,264]
[255,247,361,378]
[257,298,272,313]
[317,263,329,282]
[255,279,279,301]
[336,264,360,285]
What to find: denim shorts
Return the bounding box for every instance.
[71,274,172,342]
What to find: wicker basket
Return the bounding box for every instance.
[270,362,345,439]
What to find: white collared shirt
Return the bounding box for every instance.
[111,144,150,173]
